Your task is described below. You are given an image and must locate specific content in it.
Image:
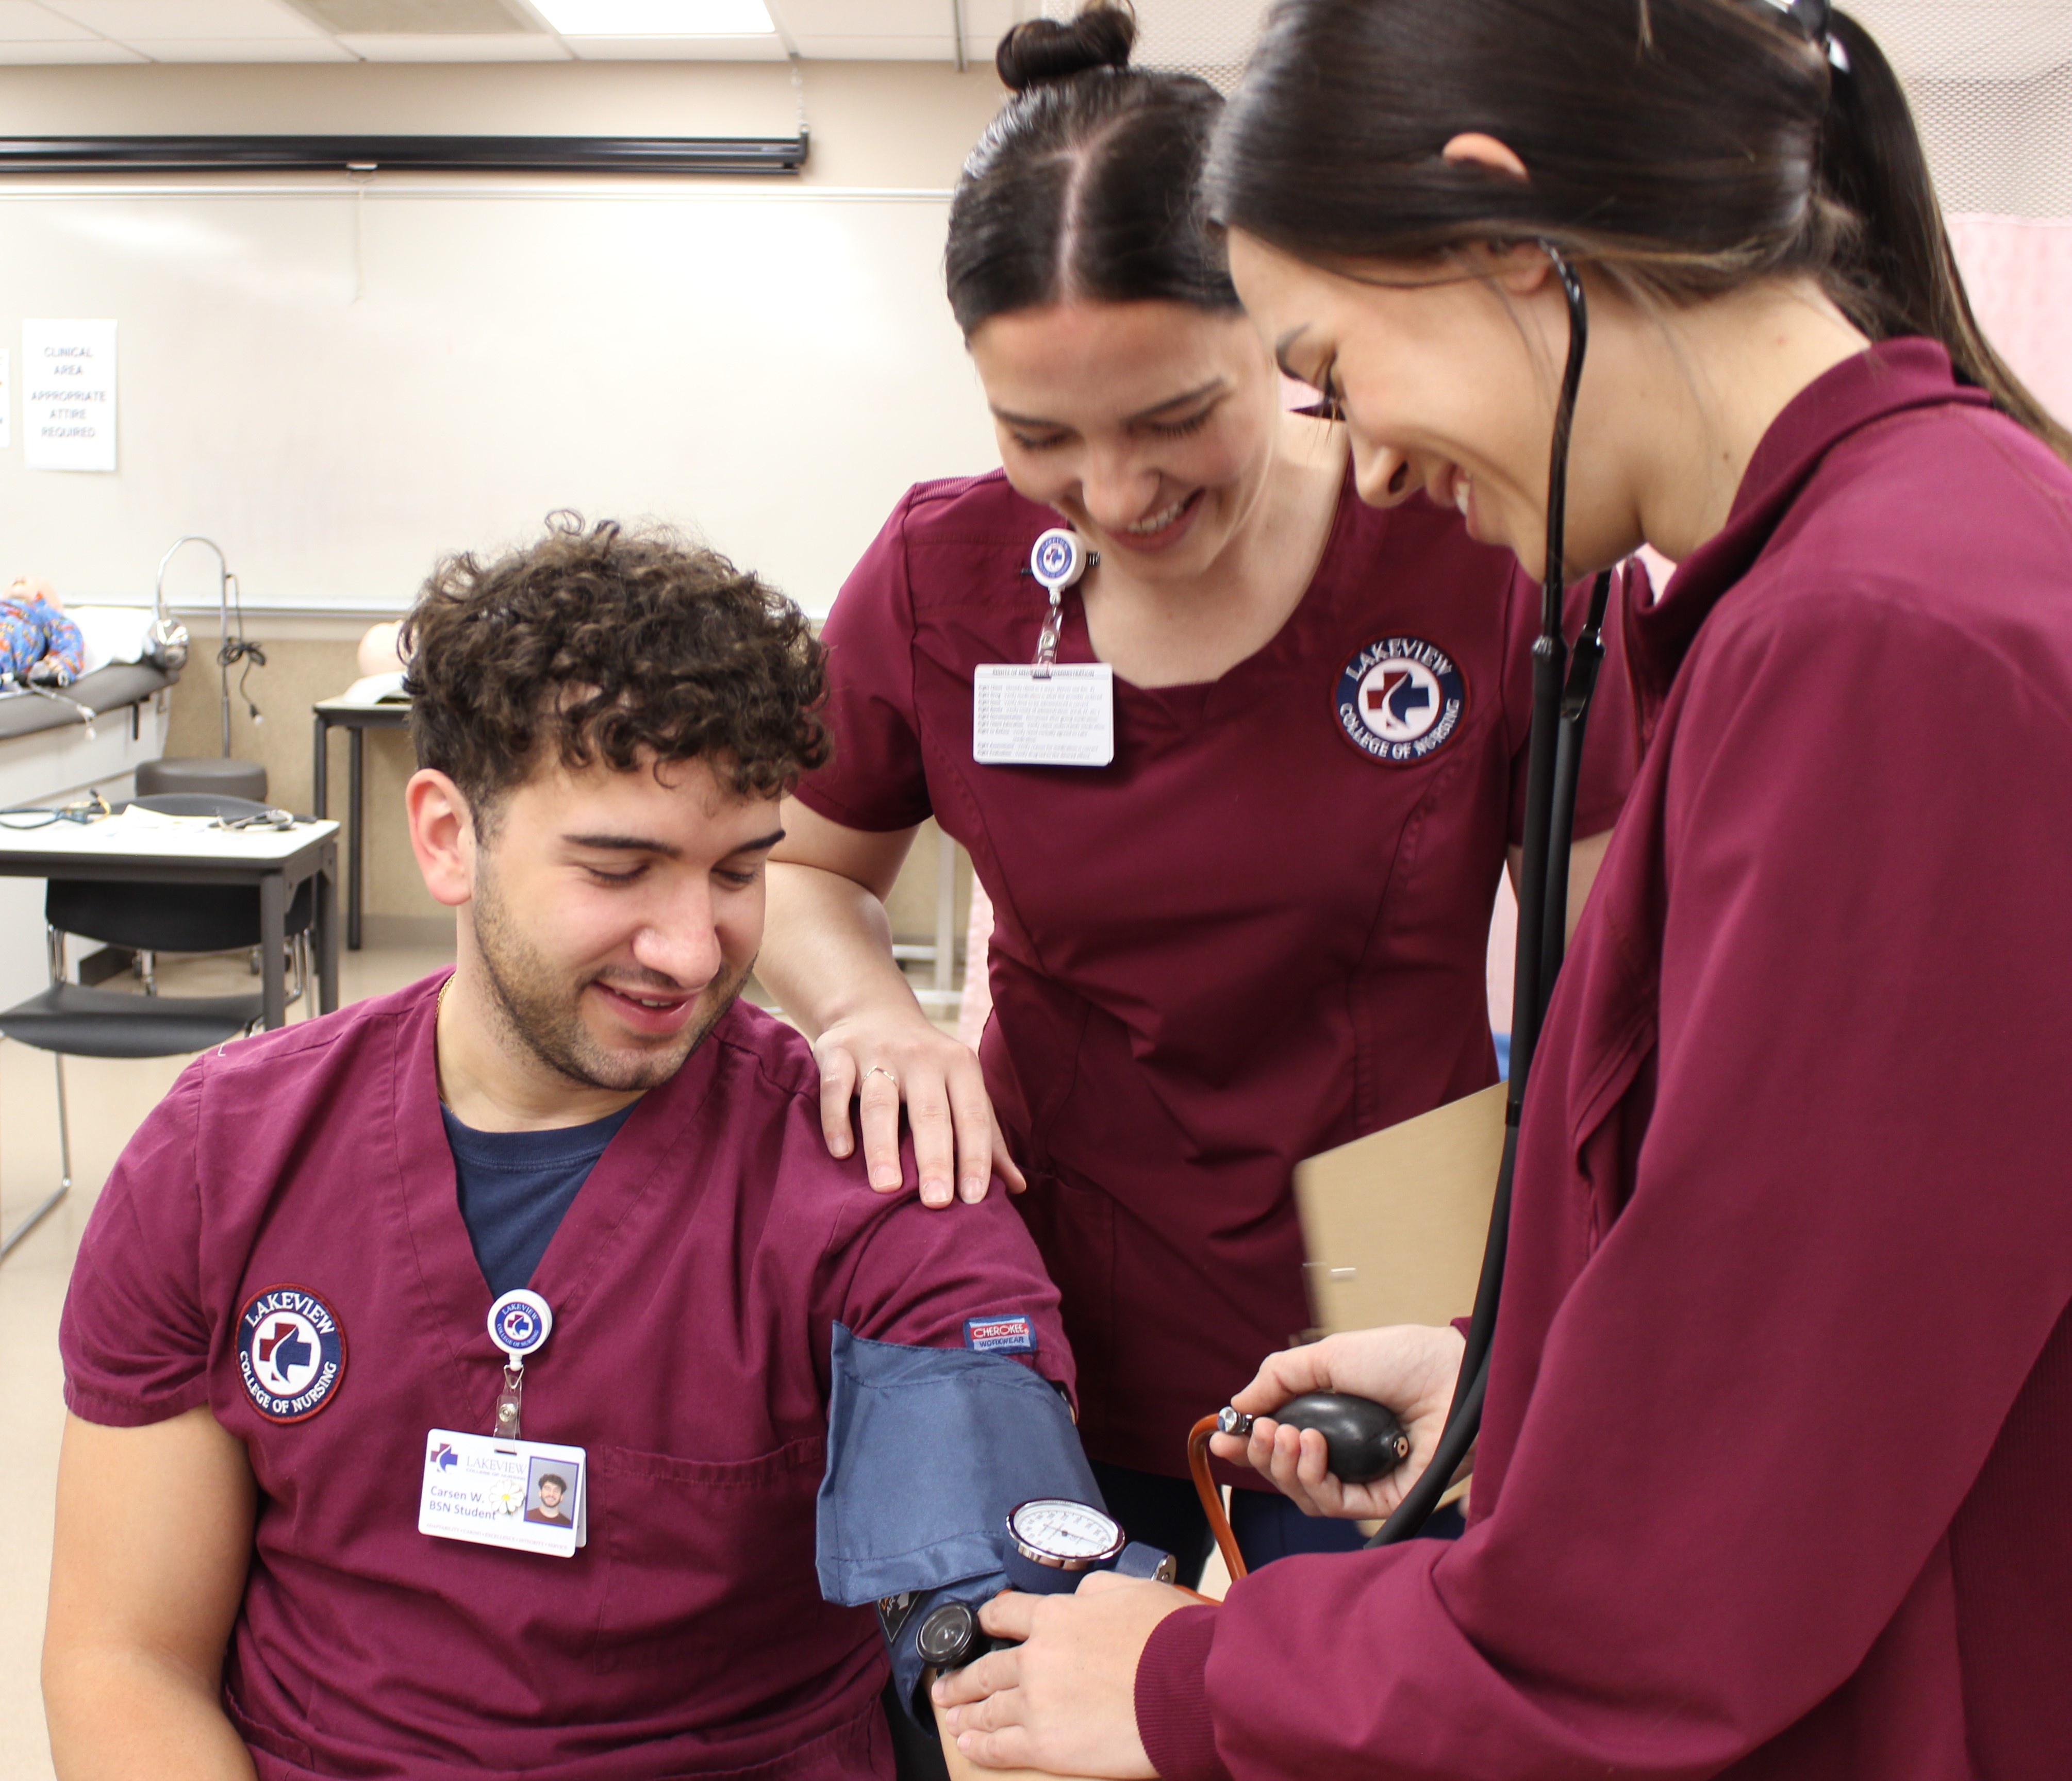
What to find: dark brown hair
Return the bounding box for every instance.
[1207,0,2069,460]
[401,514,828,820]
[944,2,1238,334]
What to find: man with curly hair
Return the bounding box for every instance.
[47,520,1103,1780]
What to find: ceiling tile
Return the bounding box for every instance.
[44,0,331,39]
[790,32,951,57]
[0,0,98,37]
[0,30,142,52]
[126,30,356,53]
[561,28,782,55]
[289,0,532,29]
[769,0,949,32]
[338,26,565,52]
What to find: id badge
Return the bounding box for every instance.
[973,664,1115,768]
[420,1428,587,1558]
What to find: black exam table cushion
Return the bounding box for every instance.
[0,663,176,744]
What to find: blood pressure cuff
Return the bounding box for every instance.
[817,1324,1103,1717]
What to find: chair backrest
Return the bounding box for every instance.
[47,794,313,951]
[48,879,270,954]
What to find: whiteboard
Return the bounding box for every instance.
[0,182,998,617]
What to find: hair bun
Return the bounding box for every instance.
[995,3,1136,93]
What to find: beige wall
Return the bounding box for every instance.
[64,53,991,939]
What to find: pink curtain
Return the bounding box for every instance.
[1946,215,2072,424]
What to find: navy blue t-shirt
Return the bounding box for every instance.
[442,1101,638,1298]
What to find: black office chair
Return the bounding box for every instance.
[0,794,313,1261]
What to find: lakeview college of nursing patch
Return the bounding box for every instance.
[236,1284,347,1422]
[1336,636,1467,764]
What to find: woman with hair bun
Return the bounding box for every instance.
[759,2,1637,1583]
[933,3,2072,1776]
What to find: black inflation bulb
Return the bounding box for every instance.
[1216,1392,1410,1485]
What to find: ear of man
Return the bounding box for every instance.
[405,768,480,910]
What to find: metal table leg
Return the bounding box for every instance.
[347,726,364,952]
[312,711,329,819]
[260,870,287,1028]
[316,842,340,1016]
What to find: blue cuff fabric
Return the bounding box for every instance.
[816,1323,1102,1608]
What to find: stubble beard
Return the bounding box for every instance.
[469,865,749,1095]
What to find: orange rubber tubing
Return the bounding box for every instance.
[1188,1416,1248,1584]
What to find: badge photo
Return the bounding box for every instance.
[236,1285,347,1423]
[1336,636,1468,765]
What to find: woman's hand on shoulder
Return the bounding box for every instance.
[1209,1324,1466,1521]
[815,1007,1027,1209]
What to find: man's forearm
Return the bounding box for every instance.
[45,1645,257,1781]
[760,861,929,1040]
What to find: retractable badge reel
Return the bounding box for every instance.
[971,528,1116,768]
[488,1289,552,1439]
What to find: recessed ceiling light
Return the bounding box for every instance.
[533,0,773,34]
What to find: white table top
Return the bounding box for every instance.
[0,811,338,862]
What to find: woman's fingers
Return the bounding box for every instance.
[810,1017,1026,1208]
[855,1061,910,1196]
[1214,1328,1469,1518]
[1227,1340,1338,1416]
[815,1044,859,1161]
[903,1066,959,1207]
[947,1059,1004,1203]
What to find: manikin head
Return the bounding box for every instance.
[402,515,827,1106]
[946,4,1295,587]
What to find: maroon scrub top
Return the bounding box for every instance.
[1137,341,2072,1778]
[60,975,1072,1781]
[797,469,1639,1477]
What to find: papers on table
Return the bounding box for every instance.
[338,671,409,705]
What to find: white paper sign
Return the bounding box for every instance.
[0,350,10,450]
[973,663,1116,767]
[24,321,117,472]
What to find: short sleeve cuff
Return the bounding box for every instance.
[1135,1603,1231,1781]
[788,773,931,837]
[63,1375,211,1428]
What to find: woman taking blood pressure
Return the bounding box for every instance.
[933,2,2072,1775]
[758,5,1635,1580]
